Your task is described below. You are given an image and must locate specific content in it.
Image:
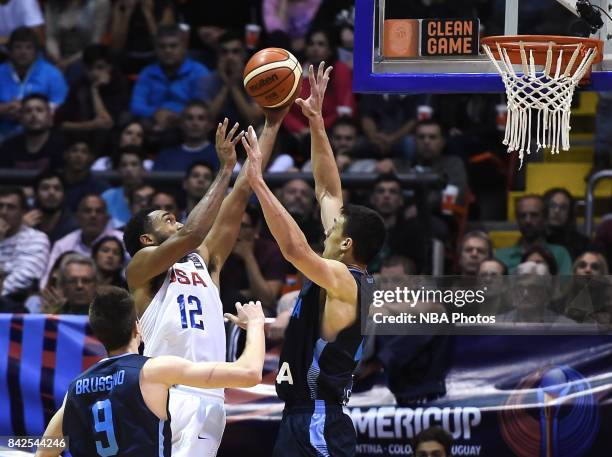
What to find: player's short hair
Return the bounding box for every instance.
[413,426,453,456]
[90,286,136,352]
[341,204,386,265]
[123,207,157,257]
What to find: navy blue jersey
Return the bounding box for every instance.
[63,353,171,457]
[276,267,372,405]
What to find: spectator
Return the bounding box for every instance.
[368,174,428,272]
[0,268,27,312]
[379,255,416,277]
[151,190,180,219]
[182,161,214,217]
[283,28,356,138]
[0,27,67,140]
[153,101,219,172]
[263,178,322,244]
[477,258,508,314]
[499,261,573,324]
[458,231,492,276]
[562,251,611,323]
[0,186,49,300]
[413,426,453,457]
[496,195,572,274]
[42,194,123,288]
[101,146,147,228]
[302,116,358,172]
[411,119,468,209]
[51,254,98,314]
[109,0,174,74]
[359,93,421,164]
[573,251,609,276]
[520,245,559,275]
[61,138,110,211]
[220,204,288,314]
[92,235,127,289]
[130,24,210,130]
[263,0,322,52]
[28,249,75,313]
[0,93,65,170]
[543,188,590,260]
[0,0,44,46]
[44,0,111,73]
[128,183,155,218]
[196,31,262,128]
[91,120,147,171]
[55,44,129,136]
[22,170,78,244]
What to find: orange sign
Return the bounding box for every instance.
[383,19,419,57]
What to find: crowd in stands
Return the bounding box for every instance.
[1,0,612,411]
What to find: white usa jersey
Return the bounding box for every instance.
[140,252,225,400]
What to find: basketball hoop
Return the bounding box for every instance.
[481,35,603,167]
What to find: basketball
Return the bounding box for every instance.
[243,48,303,109]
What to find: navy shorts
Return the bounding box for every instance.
[272,401,356,457]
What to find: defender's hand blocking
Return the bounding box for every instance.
[241,126,264,184]
[295,62,332,119]
[224,300,265,329]
[215,118,243,168]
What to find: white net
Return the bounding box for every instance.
[482,40,599,167]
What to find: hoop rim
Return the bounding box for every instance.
[481,35,603,60]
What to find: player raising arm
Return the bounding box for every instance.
[241,62,386,456]
[35,286,265,457]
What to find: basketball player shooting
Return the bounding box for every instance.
[241,62,386,456]
[121,109,289,456]
[34,286,265,457]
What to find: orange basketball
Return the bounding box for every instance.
[243,48,303,109]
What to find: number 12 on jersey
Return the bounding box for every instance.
[177,294,204,330]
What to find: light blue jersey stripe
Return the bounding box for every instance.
[159,419,165,457]
[309,399,329,457]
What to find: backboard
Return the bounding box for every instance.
[353,0,612,93]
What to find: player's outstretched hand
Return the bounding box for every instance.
[224,300,265,329]
[215,117,243,169]
[295,61,332,120]
[241,125,264,185]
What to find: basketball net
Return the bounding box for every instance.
[482,41,599,167]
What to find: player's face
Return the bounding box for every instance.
[148,210,183,245]
[323,215,348,260]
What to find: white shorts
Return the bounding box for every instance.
[169,387,226,457]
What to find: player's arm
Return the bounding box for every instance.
[201,107,290,270]
[296,62,342,233]
[144,301,265,388]
[241,127,356,300]
[127,119,240,288]
[34,396,66,457]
